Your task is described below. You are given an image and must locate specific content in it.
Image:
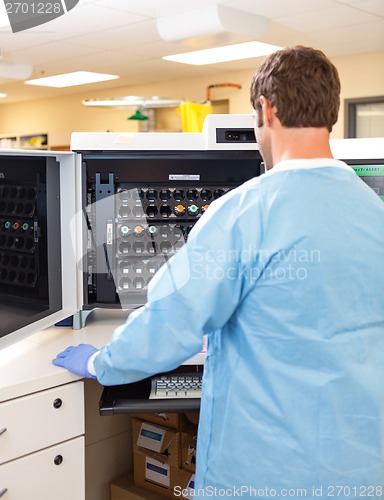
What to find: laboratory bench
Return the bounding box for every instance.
[0,309,203,500]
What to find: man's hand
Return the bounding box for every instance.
[52,344,98,379]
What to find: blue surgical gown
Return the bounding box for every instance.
[94,158,384,498]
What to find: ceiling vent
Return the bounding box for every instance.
[0,61,32,80]
[156,5,267,47]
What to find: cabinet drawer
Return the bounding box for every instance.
[0,436,84,500]
[0,382,84,464]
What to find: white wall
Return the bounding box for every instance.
[0,51,383,140]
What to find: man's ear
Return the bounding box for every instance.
[259,95,274,127]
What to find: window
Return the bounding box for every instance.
[345,96,384,138]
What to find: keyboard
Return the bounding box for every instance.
[149,372,203,399]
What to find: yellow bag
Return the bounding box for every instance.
[178,102,213,132]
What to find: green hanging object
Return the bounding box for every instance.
[128,109,148,120]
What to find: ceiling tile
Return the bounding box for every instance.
[352,0,384,16]
[310,20,384,45]
[224,0,337,19]
[46,49,144,73]
[8,41,100,65]
[275,4,380,31]
[0,21,73,51]
[334,0,366,3]
[67,19,161,51]
[94,0,223,17]
[32,3,148,39]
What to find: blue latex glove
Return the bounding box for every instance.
[52,344,98,379]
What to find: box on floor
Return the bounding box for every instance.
[111,474,166,500]
[134,454,195,499]
[132,412,196,430]
[132,417,199,498]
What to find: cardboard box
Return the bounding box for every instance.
[133,412,192,430]
[176,470,195,500]
[185,412,199,426]
[111,474,166,500]
[133,451,196,499]
[134,450,181,498]
[132,418,181,467]
[180,428,197,473]
[131,418,198,498]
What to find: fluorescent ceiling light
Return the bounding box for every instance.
[82,96,184,108]
[0,93,7,98]
[163,41,282,66]
[25,71,119,88]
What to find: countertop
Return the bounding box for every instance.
[0,309,205,402]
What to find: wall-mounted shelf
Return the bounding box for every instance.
[19,134,48,149]
[0,136,17,148]
[0,132,70,151]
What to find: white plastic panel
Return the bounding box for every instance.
[71,130,204,151]
[0,149,78,350]
[71,114,258,152]
[330,137,384,160]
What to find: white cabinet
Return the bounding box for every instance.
[0,381,85,500]
[0,437,84,500]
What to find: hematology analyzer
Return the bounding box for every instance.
[0,116,383,350]
[70,114,262,327]
[0,114,262,347]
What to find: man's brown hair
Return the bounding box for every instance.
[250,46,341,132]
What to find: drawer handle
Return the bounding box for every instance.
[0,488,7,497]
[0,428,6,437]
[53,398,62,409]
[54,455,63,466]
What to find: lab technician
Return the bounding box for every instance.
[53,46,384,498]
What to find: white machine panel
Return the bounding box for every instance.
[0,150,78,349]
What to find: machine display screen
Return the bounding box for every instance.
[351,164,384,201]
